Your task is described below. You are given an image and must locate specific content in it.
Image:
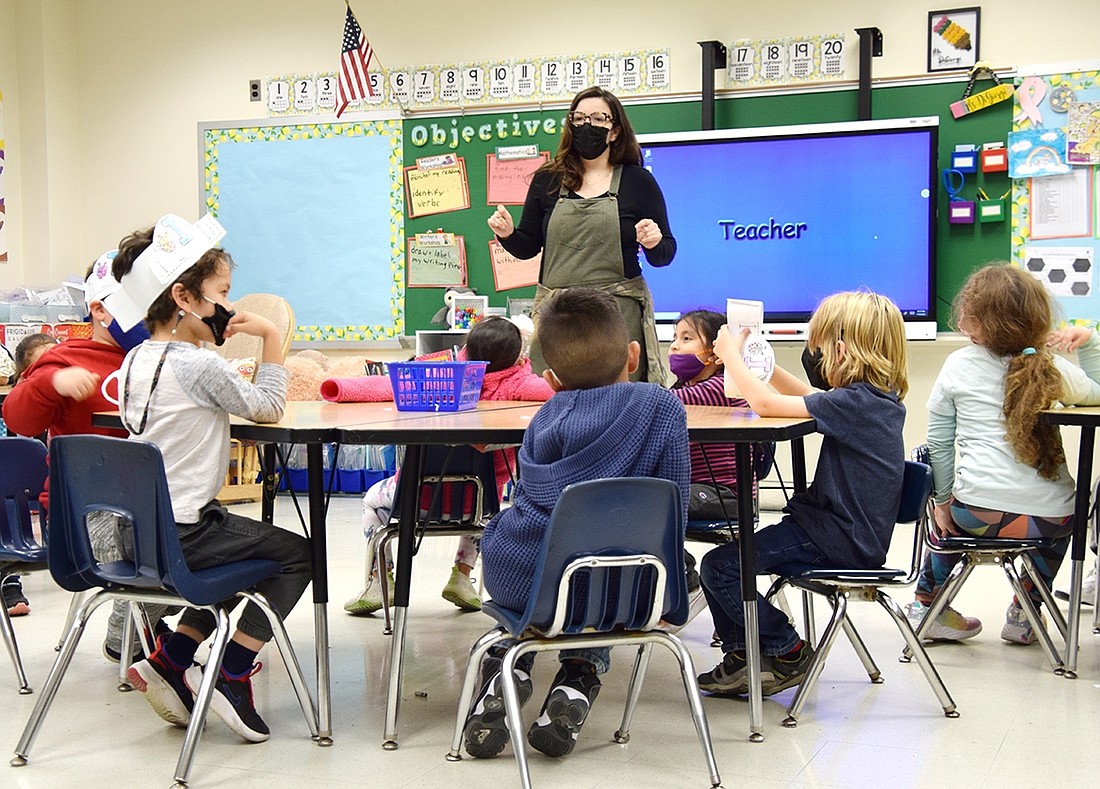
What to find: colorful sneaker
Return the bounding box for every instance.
[343,569,394,616]
[763,641,816,696]
[185,662,270,742]
[2,577,30,617]
[697,650,773,696]
[905,600,983,641]
[527,663,601,758]
[127,646,195,727]
[1000,602,1045,646]
[441,565,482,611]
[463,655,534,758]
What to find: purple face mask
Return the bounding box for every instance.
[669,352,708,382]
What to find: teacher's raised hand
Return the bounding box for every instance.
[487,204,515,239]
[635,217,662,249]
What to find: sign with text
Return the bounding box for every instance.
[404,159,470,217]
[486,151,549,205]
[407,233,467,287]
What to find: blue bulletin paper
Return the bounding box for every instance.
[204,122,403,339]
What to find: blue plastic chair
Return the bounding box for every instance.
[10,435,319,788]
[766,460,959,728]
[0,437,48,694]
[899,444,1068,670]
[446,478,722,789]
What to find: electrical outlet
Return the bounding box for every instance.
[249,79,261,102]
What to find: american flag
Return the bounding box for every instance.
[336,6,375,118]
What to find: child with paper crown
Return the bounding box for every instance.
[110,214,310,743]
[2,252,152,627]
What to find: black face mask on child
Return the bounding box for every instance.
[191,298,236,346]
[801,345,832,391]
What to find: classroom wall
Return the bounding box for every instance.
[0,0,1097,467]
[1,0,1098,287]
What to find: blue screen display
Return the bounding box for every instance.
[640,124,936,323]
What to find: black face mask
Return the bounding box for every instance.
[801,345,832,391]
[191,299,236,346]
[571,123,610,160]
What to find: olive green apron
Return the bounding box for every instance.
[529,166,668,384]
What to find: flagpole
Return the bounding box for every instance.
[346,1,409,117]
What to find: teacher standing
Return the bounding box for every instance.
[487,86,676,383]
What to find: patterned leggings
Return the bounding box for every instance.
[916,497,1072,606]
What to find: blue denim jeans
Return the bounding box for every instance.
[700,518,829,656]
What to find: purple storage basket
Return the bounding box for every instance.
[388,361,487,412]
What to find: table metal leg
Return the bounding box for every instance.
[261,443,277,525]
[1063,426,1095,679]
[735,442,764,742]
[383,445,423,749]
[306,443,333,744]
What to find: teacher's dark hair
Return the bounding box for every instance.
[536,287,628,390]
[544,86,643,194]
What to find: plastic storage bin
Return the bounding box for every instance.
[388,361,487,412]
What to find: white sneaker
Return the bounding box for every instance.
[441,565,482,611]
[905,600,983,641]
[1000,602,1046,645]
[343,569,395,615]
[1055,563,1097,606]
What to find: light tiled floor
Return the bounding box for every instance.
[2,495,1098,788]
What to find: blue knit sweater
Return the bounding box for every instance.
[481,382,690,612]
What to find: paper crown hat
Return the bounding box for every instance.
[104,213,227,331]
[83,249,120,309]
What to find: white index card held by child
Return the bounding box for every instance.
[725,298,775,399]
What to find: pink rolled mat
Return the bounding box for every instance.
[319,375,394,402]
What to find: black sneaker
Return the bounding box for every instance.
[697,650,774,696]
[763,641,815,696]
[127,646,195,727]
[185,663,270,742]
[526,663,601,758]
[2,577,30,617]
[463,654,534,759]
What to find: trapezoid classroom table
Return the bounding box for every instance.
[98,401,816,747]
[337,403,816,748]
[1039,405,1100,678]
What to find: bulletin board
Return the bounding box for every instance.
[198,80,1012,341]
[401,81,1012,333]
[1009,67,1100,323]
[200,119,404,341]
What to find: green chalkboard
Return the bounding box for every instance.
[403,81,1010,332]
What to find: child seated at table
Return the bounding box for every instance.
[110,215,310,743]
[463,287,689,760]
[337,315,554,615]
[668,308,771,519]
[13,333,59,381]
[1,256,157,642]
[701,290,909,697]
[906,264,1100,644]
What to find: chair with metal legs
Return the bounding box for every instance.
[0,437,48,694]
[899,445,1068,671]
[10,435,319,789]
[766,459,959,728]
[373,445,501,634]
[446,478,723,789]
